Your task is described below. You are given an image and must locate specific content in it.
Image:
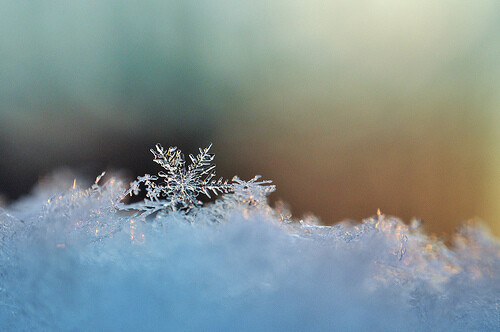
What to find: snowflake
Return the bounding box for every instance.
[125,143,232,212]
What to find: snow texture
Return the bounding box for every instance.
[0,146,499,331]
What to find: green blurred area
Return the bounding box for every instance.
[1,1,499,236]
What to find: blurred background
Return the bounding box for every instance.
[1,1,499,236]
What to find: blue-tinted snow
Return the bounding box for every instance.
[1,174,499,331]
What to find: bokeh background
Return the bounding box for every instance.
[1,1,499,236]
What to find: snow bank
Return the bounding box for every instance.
[1,173,499,331]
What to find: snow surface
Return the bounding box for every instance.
[1,172,499,331]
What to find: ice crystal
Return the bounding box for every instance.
[231,175,276,207]
[125,143,232,214]
[198,175,276,224]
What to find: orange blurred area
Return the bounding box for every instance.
[220,108,493,236]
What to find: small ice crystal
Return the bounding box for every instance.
[231,175,276,206]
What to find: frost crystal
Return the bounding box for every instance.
[200,175,276,223]
[125,143,232,213]
[231,175,275,206]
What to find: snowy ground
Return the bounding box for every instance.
[1,168,499,331]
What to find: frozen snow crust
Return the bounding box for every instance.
[1,173,499,331]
